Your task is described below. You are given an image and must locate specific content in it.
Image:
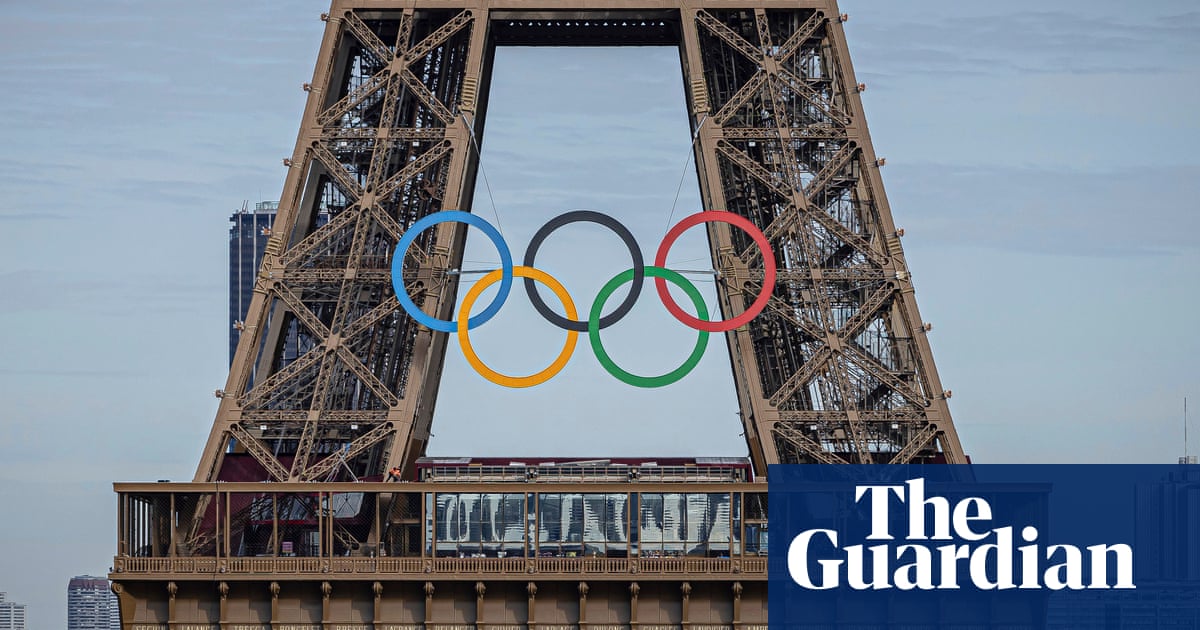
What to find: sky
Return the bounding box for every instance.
[0,1,1198,628]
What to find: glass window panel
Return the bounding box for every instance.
[465,493,484,555]
[535,493,583,556]
[710,493,731,543]
[435,493,486,555]
[499,493,525,543]
[630,493,640,546]
[685,493,707,545]
[538,493,561,544]
[662,493,685,553]
[747,493,768,520]
[639,493,663,555]
[683,493,734,556]
[730,491,742,556]
[745,522,767,555]
[606,493,629,556]
[461,493,525,556]
[532,493,544,554]
[607,493,628,544]
[582,494,607,542]
[565,493,583,546]
[425,493,434,556]
[482,494,498,543]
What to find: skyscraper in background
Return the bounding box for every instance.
[66,577,117,630]
[0,593,26,630]
[229,201,329,366]
[229,201,280,364]
[1136,467,1200,582]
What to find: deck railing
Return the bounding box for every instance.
[113,555,767,578]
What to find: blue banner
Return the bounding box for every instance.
[768,465,1200,629]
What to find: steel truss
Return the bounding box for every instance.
[194,0,966,487]
[114,2,970,628]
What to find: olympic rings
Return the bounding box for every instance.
[590,267,709,388]
[392,211,513,333]
[654,211,776,332]
[524,210,643,332]
[390,209,775,388]
[458,266,578,388]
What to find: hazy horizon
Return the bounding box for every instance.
[1,1,1197,628]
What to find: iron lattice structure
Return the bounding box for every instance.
[111,2,969,627]
[195,0,965,487]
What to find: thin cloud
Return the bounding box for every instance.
[0,212,71,222]
[847,6,1200,77]
[886,163,1200,257]
[0,367,146,378]
[0,270,222,314]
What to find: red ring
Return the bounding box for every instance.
[654,211,776,332]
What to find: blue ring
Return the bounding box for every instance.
[391,211,513,332]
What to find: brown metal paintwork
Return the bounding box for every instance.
[115,1,967,626]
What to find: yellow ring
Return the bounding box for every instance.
[457,265,578,388]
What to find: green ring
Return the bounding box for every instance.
[589,266,709,388]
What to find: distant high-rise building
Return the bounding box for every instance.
[67,576,118,630]
[229,201,280,364]
[1181,399,1193,465]
[0,593,26,630]
[229,201,329,365]
[1136,467,1200,582]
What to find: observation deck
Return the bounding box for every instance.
[111,459,768,629]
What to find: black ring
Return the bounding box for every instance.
[522,211,644,332]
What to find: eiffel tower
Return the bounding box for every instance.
[111,1,966,627]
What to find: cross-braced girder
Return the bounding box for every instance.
[682,5,965,468]
[195,0,966,493]
[112,4,974,629]
[197,6,482,485]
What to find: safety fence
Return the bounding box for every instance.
[114,555,767,578]
[115,484,770,565]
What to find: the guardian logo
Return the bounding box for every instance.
[786,478,1135,591]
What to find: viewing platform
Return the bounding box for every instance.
[114,554,766,582]
[112,475,768,583]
